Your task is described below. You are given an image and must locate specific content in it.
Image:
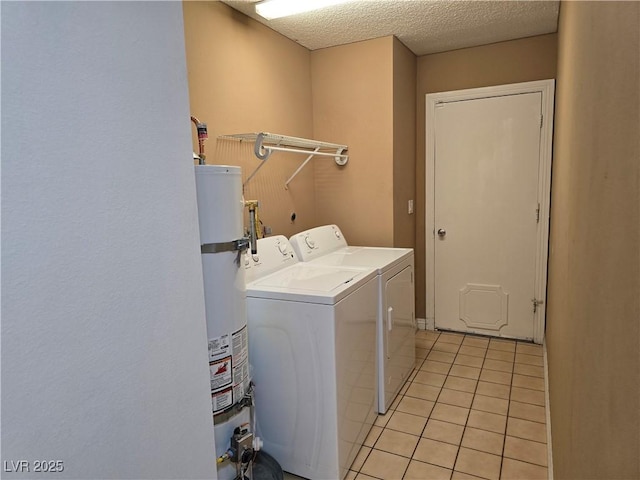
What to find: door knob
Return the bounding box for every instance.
[437,228,446,237]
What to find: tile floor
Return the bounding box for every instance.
[345,330,549,480]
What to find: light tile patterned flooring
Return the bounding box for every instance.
[346,330,549,480]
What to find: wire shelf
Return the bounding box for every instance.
[218,132,349,188]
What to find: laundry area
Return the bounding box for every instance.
[194,158,416,479]
[182,3,555,475]
[2,2,639,480]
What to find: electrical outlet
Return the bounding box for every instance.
[408,200,414,215]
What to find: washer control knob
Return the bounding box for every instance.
[277,242,289,255]
[305,236,315,249]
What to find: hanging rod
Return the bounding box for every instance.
[218,132,348,188]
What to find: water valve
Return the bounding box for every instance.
[230,424,254,463]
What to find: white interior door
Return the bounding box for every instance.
[433,92,542,340]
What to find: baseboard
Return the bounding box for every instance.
[416,317,435,331]
[416,318,435,330]
[543,339,554,480]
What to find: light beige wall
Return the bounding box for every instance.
[546,2,640,478]
[311,37,395,246]
[183,1,316,237]
[393,38,417,249]
[415,34,558,318]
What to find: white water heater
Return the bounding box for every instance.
[194,165,251,480]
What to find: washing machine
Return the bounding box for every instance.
[289,225,415,414]
[245,235,378,480]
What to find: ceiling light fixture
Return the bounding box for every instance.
[255,0,352,20]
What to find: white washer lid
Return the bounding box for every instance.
[247,264,376,304]
[307,246,413,273]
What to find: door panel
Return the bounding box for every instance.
[434,93,542,340]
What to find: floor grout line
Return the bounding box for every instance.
[353,331,549,480]
[497,347,515,480]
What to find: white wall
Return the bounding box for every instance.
[1,3,216,478]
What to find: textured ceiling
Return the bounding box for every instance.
[222,0,559,56]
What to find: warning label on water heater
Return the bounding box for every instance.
[231,326,249,395]
[232,326,248,364]
[208,333,230,361]
[210,356,232,391]
[210,325,249,415]
[211,388,233,413]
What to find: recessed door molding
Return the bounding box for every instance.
[425,79,555,344]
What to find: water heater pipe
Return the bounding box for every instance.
[191,115,207,165]
[248,203,258,255]
[244,200,259,255]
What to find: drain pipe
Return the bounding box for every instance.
[191,115,207,165]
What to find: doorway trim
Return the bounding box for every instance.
[425,79,555,344]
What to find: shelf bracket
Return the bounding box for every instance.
[285,147,320,189]
[243,155,270,188]
[254,132,272,161]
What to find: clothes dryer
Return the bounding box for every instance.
[290,225,416,414]
[245,235,378,480]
